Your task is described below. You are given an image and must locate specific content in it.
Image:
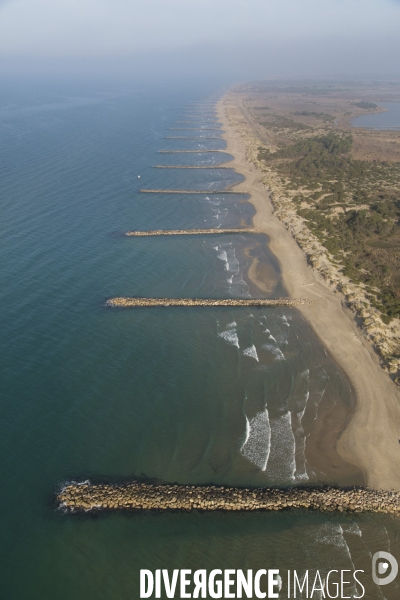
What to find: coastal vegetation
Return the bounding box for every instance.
[353,101,379,110]
[292,110,335,123]
[232,80,400,374]
[257,127,400,323]
[261,115,312,132]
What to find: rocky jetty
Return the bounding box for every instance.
[165,137,221,140]
[125,228,260,237]
[153,165,229,169]
[158,150,225,153]
[140,189,246,194]
[57,481,400,515]
[168,128,220,131]
[105,297,311,308]
[176,121,219,125]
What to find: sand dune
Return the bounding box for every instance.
[218,94,400,491]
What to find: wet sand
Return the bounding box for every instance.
[218,94,400,491]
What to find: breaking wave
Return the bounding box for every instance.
[218,327,239,348]
[265,412,296,482]
[241,408,271,471]
[243,345,259,362]
[262,343,285,361]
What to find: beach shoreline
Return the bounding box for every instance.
[218,93,400,491]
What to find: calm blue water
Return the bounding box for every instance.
[352,102,400,129]
[1,79,399,599]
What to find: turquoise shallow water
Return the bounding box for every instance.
[1,79,400,599]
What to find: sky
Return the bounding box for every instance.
[0,0,400,78]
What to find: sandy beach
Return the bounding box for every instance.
[218,93,400,491]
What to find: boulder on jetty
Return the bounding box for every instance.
[57,481,400,515]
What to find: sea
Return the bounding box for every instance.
[1,78,399,599]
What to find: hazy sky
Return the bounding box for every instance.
[0,0,400,79]
[0,0,399,57]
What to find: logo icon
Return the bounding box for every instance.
[372,551,398,586]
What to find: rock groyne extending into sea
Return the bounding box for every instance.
[176,121,219,124]
[168,128,220,131]
[158,150,225,153]
[165,137,221,140]
[105,297,311,308]
[125,228,260,237]
[153,165,229,169]
[139,189,246,194]
[57,481,400,515]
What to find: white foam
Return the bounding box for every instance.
[214,242,240,274]
[212,241,250,297]
[211,207,227,215]
[227,321,237,328]
[316,523,354,560]
[241,408,271,471]
[344,522,362,537]
[228,276,250,298]
[243,345,259,362]
[262,343,285,361]
[242,416,251,448]
[299,522,383,600]
[265,412,296,482]
[279,314,290,327]
[225,245,240,273]
[215,247,229,268]
[218,328,239,348]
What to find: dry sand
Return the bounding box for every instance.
[218,95,400,491]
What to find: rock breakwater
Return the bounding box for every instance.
[57,481,400,515]
[105,297,311,308]
[139,189,246,194]
[165,137,221,140]
[168,128,220,131]
[176,121,219,125]
[158,150,225,153]
[153,165,229,169]
[125,228,260,237]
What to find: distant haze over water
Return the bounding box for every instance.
[0,77,399,599]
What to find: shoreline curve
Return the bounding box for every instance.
[217,93,400,491]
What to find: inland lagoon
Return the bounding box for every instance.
[352,102,400,129]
